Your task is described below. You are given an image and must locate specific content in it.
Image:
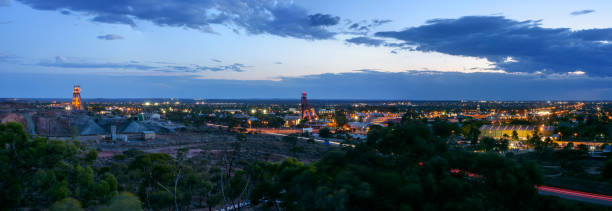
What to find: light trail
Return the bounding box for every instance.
[450,168,612,206]
[537,185,612,206]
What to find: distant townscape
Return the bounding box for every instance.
[1,85,611,209]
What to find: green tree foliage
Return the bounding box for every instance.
[553,143,588,161]
[401,109,420,122]
[602,159,612,180]
[250,120,547,210]
[334,110,348,129]
[0,122,117,209]
[128,153,176,209]
[98,192,143,211]
[554,114,611,140]
[50,197,84,211]
[2,119,607,210]
[480,137,497,152]
[461,121,483,144]
[85,149,98,164]
[253,115,285,128]
[512,130,519,141]
[479,137,509,152]
[71,126,79,140]
[319,127,332,138]
[431,120,460,138]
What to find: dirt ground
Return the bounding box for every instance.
[93,131,338,165]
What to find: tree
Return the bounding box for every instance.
[0,122,118,209]
[480,137,497,152]
[71,126,79,140]
[249,120,546,210]
[98,192,143,211]
[577,144,589,154]
[319,127,332,138]
[602,159,612,180]
[512,130,519,141]
[50,198,84,211]
[431,120,460,138]
[461,122,482,145]
[497,139,509,152]
[85,149,98,164]
[334,110,348,129]
[401,110,420,122]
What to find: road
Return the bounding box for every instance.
[266,132,353,147]
[538,185,612,206]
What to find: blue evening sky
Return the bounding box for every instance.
[1,0,611,99]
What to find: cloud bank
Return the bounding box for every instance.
[372,16,612,76]
[17,0,340,40]
[570,9,595,16]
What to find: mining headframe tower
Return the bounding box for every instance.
[71,85,84,111]
[300,91,318,123]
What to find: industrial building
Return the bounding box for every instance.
[479,125,555,140]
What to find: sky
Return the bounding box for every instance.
[1,0,611,100]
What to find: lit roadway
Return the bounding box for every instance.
[451,168,612,206]
[265,132,352,147]
[538,186,612,206]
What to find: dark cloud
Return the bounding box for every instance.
[97,34,124,40]
[91,14,136,26]
[375,16,612,76]
[60,10,70,15]
[211,59,222,63]
[0,21,11,24]
[275,61,282,64]
[570,9,595,16]
[345,36,386,46]
[308,13,340,26]
[345,19,391,34]
[3,70,610,100]
[17,0,340,40]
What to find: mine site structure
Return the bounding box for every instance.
[72,85,83,111]
[300,91,318,127]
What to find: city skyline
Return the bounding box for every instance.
[1,0,612,99]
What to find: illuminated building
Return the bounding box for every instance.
[71,85,83,111]
[300,91,318,122]
[479,125,554,140]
